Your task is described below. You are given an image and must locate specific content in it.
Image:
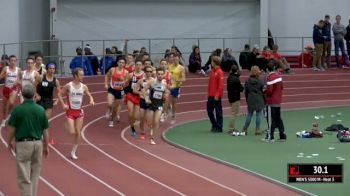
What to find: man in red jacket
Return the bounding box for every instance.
[207,56,224,132]
[263,61,287,142]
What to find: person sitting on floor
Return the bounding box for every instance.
[297,45,314,68]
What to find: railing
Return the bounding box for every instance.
[0,37,316,76]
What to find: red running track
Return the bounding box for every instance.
[1,69,350,196]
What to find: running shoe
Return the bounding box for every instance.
[131,130,137,137]
[150,138,156,145]
[71,151,78,160]
[108,121,114,127]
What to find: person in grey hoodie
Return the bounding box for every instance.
[242,66,265,135]
[332,15,348,68]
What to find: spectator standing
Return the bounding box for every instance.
[69,47,93,76]
[188,45,202,73]
[345,19,350,57]
[263,62,287,142]
[84,44,99,75]
[227,64,243,135]
[322,15,332,69]
[239,44,250,70]
[221,48,238,72]
[242,66,265,135]
[99,48,115,74]
[312,20,325,71]
[207,56,224,133]
[332,15,348,68]
[7,84,49,196]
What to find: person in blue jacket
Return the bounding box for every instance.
[99,48,115,74]
[69,47,93,76]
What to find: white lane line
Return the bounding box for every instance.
[0,128,65,196]
[120,126,247,195]
[0,190,4,196]
[81,115,186,196]
[47,102,125,196]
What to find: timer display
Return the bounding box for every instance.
[288,164,342,183]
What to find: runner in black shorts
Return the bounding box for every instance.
[144,68,169,144]
[36,62,61,118]
[135,65,154,139]
[104,56,129,127]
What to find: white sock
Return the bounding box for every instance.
[72,144,78,154]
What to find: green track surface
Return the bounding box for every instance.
[165,107,349,196]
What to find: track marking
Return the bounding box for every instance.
[0,190,4,196]
[0,128,65,196]
[47,102,125,196]
[120,125,247,195]
[81,115,186,196]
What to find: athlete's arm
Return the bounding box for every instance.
[143,80,153,104]
[0,67,7,79]
[54,79,62,105]
[34,71,42,86]
[123,72,130,88]
[178,66,186,82]
[59,83,69,110]
[132,78,142,95]
[84,84,95,106]
[105,68,112,89]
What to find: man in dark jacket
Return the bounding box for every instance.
[84,44,99,75]
[312,20,325,71]
[227,64,243,134]
[239,44,250,70]
[322,15,332,69]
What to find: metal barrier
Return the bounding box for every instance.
[0,37,316,76]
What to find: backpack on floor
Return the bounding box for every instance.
[325,124,349,132]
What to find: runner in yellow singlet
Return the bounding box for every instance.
[168,53,186,124]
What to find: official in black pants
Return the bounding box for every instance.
[206,56,224,132]
[264,61,287,141]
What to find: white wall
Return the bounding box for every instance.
[0,0,20,56]
[268,0,350,54]
[19,0,50,59]
[0,0,49,64]
[54,1,258,50]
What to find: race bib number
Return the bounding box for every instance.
[113,81,124,88]
[131,83,137,90]
[41,81,49,87]
[72,100,81,105]
[6,78,15,85]
[153,91,163,99]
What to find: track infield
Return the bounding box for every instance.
[164,107,349,196]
